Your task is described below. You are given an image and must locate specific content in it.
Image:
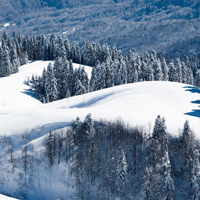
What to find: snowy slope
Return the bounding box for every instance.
[0,61,200,199]
[0,61,199,138]
[0,194,19,200]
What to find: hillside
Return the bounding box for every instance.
[0,61,199,199]
[0,0,200,57]
[0,61,199,137]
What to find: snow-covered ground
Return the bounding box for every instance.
[0,60,199,199]
[0,60,199,138]
[0,194,19,200]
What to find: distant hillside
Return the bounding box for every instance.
[0,0,200,57]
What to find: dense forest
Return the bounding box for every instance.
[0,31,200,103]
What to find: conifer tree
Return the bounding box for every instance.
[10,43,20,73]
[45,62,58,102]
[64,38,70,60]
[153,59,163,81]
[191,150,200,200]
[1,46,12,77]
[161,57,169,81]
[174,58,183,83]
[117,147,127,199]
[169,62,178,82]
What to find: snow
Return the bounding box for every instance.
[0,60,199,199]
[0,61,199,138]
[3,23,10,28]
[0,194,19,200]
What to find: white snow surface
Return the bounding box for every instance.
[0,194,19,200]
[0,60,199,139]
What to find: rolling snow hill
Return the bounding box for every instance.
[0,61,200,199]
[0,60,199,138]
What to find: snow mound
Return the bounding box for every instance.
[0,61,199,138]
[0,194,19,200]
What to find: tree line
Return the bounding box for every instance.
[0,30,200,102]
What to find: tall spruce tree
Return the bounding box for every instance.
[45,62,58,102]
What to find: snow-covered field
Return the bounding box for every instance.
[0,194,19,200]
[0,61,199,138]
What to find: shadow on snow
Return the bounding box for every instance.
[183,86,200,118]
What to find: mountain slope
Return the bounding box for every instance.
[0,61,199,199]
[1,0,200,56]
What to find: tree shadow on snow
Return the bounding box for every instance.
[183,86,200,118]
[21,88,39,101]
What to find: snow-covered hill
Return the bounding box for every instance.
[0,61,200,199]
[0,61,199,138]
[0,194,19,200]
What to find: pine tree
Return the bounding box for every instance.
[169,62,178,82]
[60,58,70,99]
[10,43,20,73]
[161,57,169,81]
[68,60,74,96]
[73,76,86,96]
[181,120,194,159]
[96,42,102,63]
[83,113,95,140]
[117,147,127,199]
[112,45,118,61]
[187,67,194,85]
[45,62,58,102]
[174,58,183,83]
[46,130,54,166]
[195,70,200,87]
[146,64,154,81]
[181,62,187,84]
[1,46,12,77]
[191,149,200,200]
[64,38,70,60]
[153,59,163,81]
[54,57,63,99]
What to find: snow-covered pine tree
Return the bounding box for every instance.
[64,38,70,60]
[1,45,12,77]
[60,58,70,99]
[146,64,154,81]
[49,33,58,60]
[153,59,163,81]
[54,57,63,99]
[187,67,194,85]
[117,147,127,199]
[90,63,106,92]
[161,57,169,81]
[96,42,102,63]
[45,62,58,102]
[112,45,118,62]
[2,31,9,47]
[73,76,86,96]
[195,70,200,87]
[89,66,97,92]
[174,58,183,83]
[68,59,74,96]
[169,62,178,82]
[181,120,194,160]
[10,43,20,73]
[58,44,66,60]
[191,149,200,200]
[46,130,54,166]
[181,62,188,84]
